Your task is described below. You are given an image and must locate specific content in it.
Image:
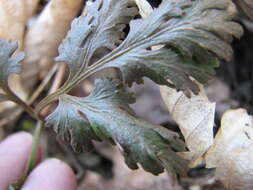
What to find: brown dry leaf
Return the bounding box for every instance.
[0,0,39,48]
[134,0,215,166]
[160,84,215,166]
[23,0,84,83]
[204,109,253,190]
[0,0,39,114]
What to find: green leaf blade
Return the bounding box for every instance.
[55,0,138,80]
[46,78,188,175]
[100,0,243,94]
[103,47,216,95]
[46,96,97,153]
[43,0,243,103]
[55,16,93,79]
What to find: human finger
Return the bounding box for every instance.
[0,132,41,189]
[21,158,76,190]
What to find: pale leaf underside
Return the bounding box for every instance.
[0,40,24,89]
[205,109,253,190]
[102,0,243,95]
[55,0,243,96]
[55,0,138,82]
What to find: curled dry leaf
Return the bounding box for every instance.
[205,109,253,190]
[23,0,83,84]
[160,83,215,166]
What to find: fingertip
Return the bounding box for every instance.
[0,132,34,188]
[22,158,76,190]
[1,132,42,163]
[0,132,33,147]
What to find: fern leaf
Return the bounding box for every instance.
[0,40,24,89]
[46,78,188,175]
[55,0,243,96]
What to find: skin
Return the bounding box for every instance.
[0,132,77,190]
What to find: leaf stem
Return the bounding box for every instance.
[4,86,39,120]
[36,4,184,111]
[11,121,43,189]
[0,65,58,127]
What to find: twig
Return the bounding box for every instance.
[0,64,59,127]
[4,86,38,120]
